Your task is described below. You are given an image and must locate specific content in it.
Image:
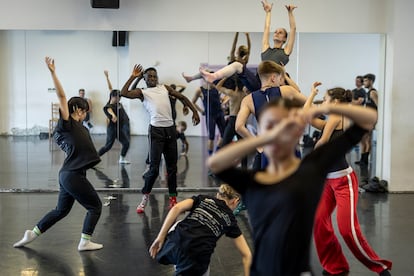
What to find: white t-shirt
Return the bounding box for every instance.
[142,85,174,127]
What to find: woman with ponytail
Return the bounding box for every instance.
[306,83,391,276]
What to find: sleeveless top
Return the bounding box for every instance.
[251,87,282,120]
[323,117,349,172]
[365,89,378,110]
[261,48,290,66]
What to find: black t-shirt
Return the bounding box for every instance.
[352,87,366,102]
[53,116,101,171]
[103,102,130,126]
[176,131,186,143]
[168,195,241,263]
[216,125,366,275]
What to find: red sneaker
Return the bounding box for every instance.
[168,196,177,209]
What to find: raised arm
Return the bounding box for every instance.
[120,64,144,100]
[284,5,297,55]
[261,0,273,53]
[175,84,186,93]
[209,111,306,173]
[303,103,377,131]
[244,32,251,64]
[45,57,69,120]
[149,198,194,259]
[230,32,239,63]
[104,70,113,91]
[303,82,327,130]
[167,85,200,125]
[232,235,252,276]
[283,72,301,92]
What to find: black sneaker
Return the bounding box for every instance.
[322,270,349,276]
[379,269,391,276]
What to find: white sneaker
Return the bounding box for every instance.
[119,156,130,164]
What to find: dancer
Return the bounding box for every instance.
[261,0,297,66]
[215,76,247,147]
[149,184,251,276]
[14,57,103,251]
[207,97,378,275]
[305,83,391,276]
[98,70,131,164]
[121,65,200,213]
[183,32,250,83]
[192,79,226,155]
[235,60,306,170]
[355,73,378,167]
[176,120,189,155]
[199,32,261,92]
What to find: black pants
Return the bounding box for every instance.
[37,170,102,235]
[98,122,130,157]
[142,125,177,195]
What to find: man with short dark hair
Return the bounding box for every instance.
[355,73,378,167]
[121,65,200,213]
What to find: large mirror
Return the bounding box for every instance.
[0,30,385,191]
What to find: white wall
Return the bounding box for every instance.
[0,0,386,33]
[0,30,383,137]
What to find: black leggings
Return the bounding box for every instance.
[37,170,102,235]
[98,123,130,157]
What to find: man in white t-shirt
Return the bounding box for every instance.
[121,65,200,213]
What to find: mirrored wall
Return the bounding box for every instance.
[0,30,386,190]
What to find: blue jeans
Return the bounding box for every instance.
[37,170,102,235]
[156,237,209,276]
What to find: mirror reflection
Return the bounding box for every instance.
[0,30,384,191]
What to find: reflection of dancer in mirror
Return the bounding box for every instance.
[79,88,94,129]
[176,121,189,155]
[215,76,247,148]
[98,70,131,164]
[149,184,251,276]
[14,57,103,251]
[355,73,378,167]
[121,65,200,213]
[192,80,226,155]
[207,97,378,275]
[305,83,392,276]
[199,32,261,92]
[261,0,297,66]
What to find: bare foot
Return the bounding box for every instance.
[182,72,193,83]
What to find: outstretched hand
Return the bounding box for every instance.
[285,5,297,12]
[149,237,164,259]
[132,64,144,78]
[261,0,273,12]
[104,70,109,77]
[311,81,322,94]
[45,57,55,73]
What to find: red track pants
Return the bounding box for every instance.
[313,168,392,274]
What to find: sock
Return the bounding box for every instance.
[13,226,41,248]
[208,149,213,156]
[215,146,221,152]
[78,233,103,251]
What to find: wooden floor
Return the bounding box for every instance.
[0,135,411,275]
